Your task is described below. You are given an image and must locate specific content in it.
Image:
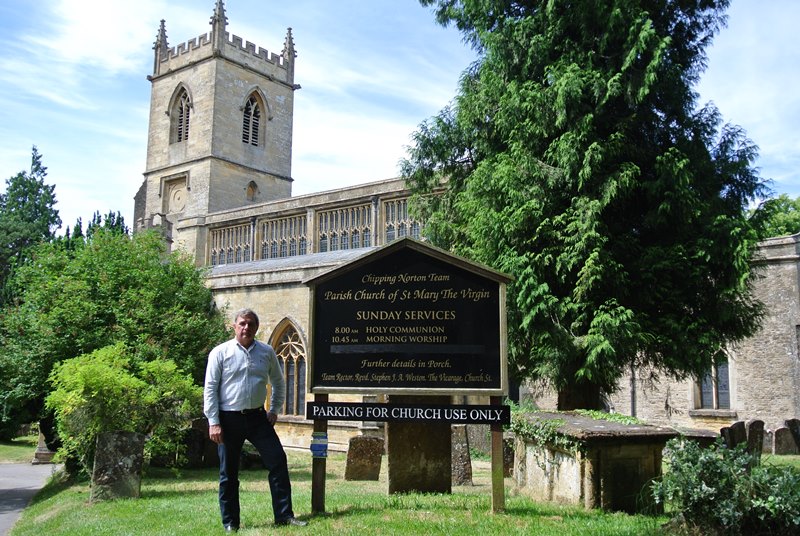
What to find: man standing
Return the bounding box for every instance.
[204,308,306,531]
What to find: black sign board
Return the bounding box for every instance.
[305,238,511,395]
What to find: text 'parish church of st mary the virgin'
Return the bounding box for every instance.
[134,1,800,450]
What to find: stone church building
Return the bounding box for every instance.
[134,2,798,449]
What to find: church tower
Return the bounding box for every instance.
[133,1,298,256]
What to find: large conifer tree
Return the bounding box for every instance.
[0,147,61,298]
[403,0,767,408]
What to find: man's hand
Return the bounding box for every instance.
[267,411,278,425]
[209,424,223,444]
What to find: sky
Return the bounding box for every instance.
[0,1,797,232]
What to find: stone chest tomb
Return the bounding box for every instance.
[513,412,677,513]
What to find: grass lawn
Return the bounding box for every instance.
[10,449,666,535]
[0,434,38,464]
[762,453,800,469]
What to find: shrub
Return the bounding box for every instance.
[46,343,201,476]
[653,437,800,535]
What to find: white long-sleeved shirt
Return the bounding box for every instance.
[203,338,285,426]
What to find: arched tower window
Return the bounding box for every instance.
[170,86,192,144]
[242,95,261,146]
[270,319,307,417]
[246,180,259,202]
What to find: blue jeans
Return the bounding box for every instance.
[218,409,294,528]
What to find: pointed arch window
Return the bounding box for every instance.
[246,181,259,202]
[242,96,261,146]
[271,321,307,416]
[174,89,191,143]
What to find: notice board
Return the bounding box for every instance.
[305,238,511,396]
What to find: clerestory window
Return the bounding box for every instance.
[242,96,261,146]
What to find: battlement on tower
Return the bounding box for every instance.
[164,32,211,58]
[156,30,292,82]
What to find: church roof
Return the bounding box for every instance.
[207,247,377,289]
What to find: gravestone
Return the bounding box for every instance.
[773,427,799,455]
[240,443,265,470]
[451,425,473,486]
[31,431,55,465]
[90,431,145,502]
[502,433,514,477]
[387,395,452,494]
[720,420,747,449]
[184,418,219,468]
[745,420,764,467]
[763,429,774,454]
[785,419,800,450]
[345,436,384,481]
[467,424,490,454]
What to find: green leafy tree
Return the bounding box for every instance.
[55,211,128,252]
[46,343,201,476]
[0,229,229,438]
[0,147,61,300]
[750,194,800,239]
[403,0,767,408]
[86,210,129,238]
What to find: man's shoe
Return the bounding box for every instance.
[224,525,239,533]
[276,517,307,527]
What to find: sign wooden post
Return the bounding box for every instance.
[311,393,328,514]
[490,395,505,513]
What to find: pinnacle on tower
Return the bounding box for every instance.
[282,27,296,84]
[211,0,228,52]
[152,19,169,75]
[282,27,296,59]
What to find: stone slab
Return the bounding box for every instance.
[721,420,747,449]
[387,395,451,494]
[745,420,764,464]
[345,436,384,481]
[518,412,677,445]
[90,431,145,502]
[773,427,799,455]
[502,434,514,477]
[785,419,800,450]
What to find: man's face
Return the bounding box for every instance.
[234,314,258,347]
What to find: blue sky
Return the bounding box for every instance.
[0,1,797,231]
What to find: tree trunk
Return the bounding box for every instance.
[557,382,603,410]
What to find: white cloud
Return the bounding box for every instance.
[36,0,162,73]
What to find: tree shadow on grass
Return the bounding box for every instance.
[139,487,213,500]
[143,466,218,483]
[28,469,81,505]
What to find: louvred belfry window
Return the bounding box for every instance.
[176,90,191,142]
[242,96,261,146]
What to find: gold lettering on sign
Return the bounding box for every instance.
[356,310,402,321]
[404,310,456,320]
